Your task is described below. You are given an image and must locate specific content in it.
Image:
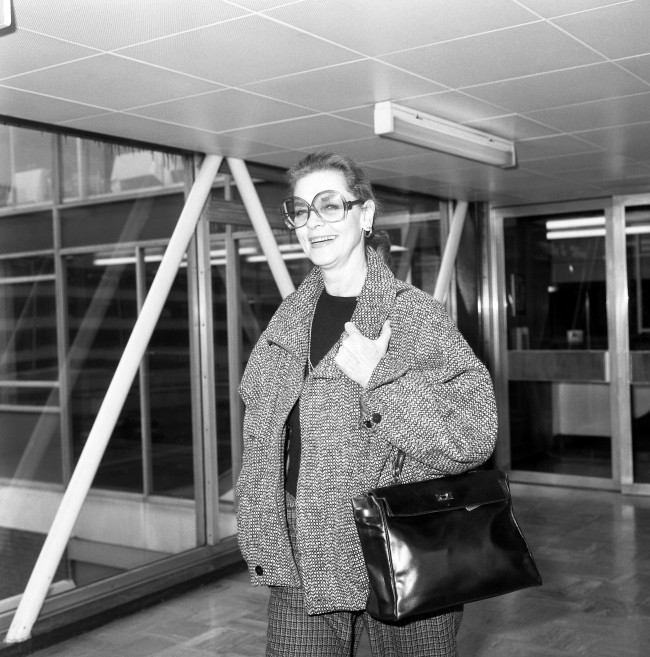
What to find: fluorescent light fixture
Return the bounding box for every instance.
[625,225,650,235]
[546,228,605,240]
[545,217,605,230]
[545,217,650,240]
[374,101,516,168]
[1,0,11,29]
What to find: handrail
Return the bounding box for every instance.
[434,200,468,303]
[4,154,223,644]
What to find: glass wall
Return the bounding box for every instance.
[0,124,201,611]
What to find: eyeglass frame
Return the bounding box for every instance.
[281,189,365,230]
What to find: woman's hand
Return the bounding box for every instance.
[335,320,391,388]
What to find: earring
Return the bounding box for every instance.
[364,226,373,237]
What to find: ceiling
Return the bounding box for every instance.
[2,0,650,207]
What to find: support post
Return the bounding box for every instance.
[433,201,468,303]
[226,157,295,299]
[5,154,223,644]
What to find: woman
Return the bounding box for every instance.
[236,152,497,656]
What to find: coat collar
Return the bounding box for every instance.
[265,248,399,373]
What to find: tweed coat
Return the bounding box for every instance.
[236,247,498,616]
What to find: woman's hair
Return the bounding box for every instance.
[286,151,392,265]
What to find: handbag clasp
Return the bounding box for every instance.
[436,492,453,502]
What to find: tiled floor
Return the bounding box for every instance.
[27,482,650,656]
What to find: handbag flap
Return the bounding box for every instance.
[369,470,509,516]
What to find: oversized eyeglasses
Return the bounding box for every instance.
[281,190,364,230]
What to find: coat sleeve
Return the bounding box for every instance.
[359,295,497,476]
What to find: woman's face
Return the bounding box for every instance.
[293,170,373,274]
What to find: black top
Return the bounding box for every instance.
[285,290,358,496]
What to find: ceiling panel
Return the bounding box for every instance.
[517,0,631,18]
[310,136,435,164]
[4,54,224,111]
[554,2,650,59]
[62,111,279,157]
[0,31,97,79]
[130,89,314,132]
[0,85,105,124]
[525,92,650,133]
[244,59,445,113]
[466,114,559,140]
[15,0,247,50]
[465,62,649,113]
[616,54,650,85]
[515,134,603,161]
[117,15,359,86]
[361,152,486,177]
[381,22,603,88]
[577,122,650,162]
[522,151,638,174]
[226,114,373,149]
[549,162,650,184]
[266,0,538,57]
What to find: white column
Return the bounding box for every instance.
[5,154,223,644]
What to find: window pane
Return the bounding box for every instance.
[0,212,53,253]
[145,249,195,498]
[61,194,186,247]
[505,215,608,350]
[0,411,61,483]
[61,140,186,201]
[0,125,10,207]
[13,127,54,207]
[0,260,57,383]
[66,252,142,493]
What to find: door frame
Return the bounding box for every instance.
[615,193,650,495]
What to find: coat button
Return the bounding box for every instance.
[372,412,382,424]
[255,565,264,576]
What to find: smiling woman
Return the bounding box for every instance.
[236,151,498,657]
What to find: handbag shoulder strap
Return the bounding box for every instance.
[392,450,405,484]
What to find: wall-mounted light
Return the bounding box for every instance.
[374,101,516,168]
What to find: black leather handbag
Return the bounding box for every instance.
[351,465,542,622]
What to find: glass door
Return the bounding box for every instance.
[492,203,616,489]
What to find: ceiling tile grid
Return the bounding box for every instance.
[1,0,650,205]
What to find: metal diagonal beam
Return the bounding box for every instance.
[5,154,223,644]
[227,158,295,299]
[434,201,468,304]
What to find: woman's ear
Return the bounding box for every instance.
[361,200,376,232]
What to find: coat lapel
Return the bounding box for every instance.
[264,248,399,380]
[311,248,398,381]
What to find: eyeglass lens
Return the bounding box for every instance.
[283,191,347,228]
